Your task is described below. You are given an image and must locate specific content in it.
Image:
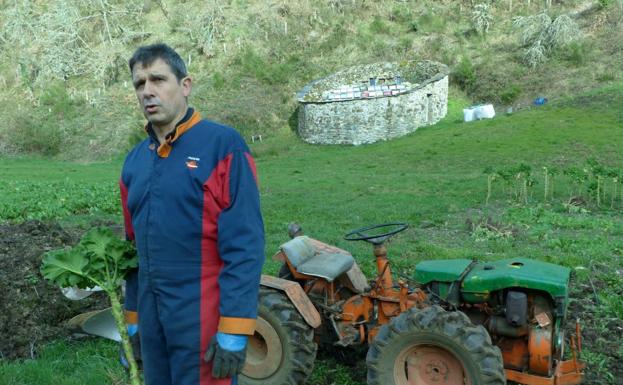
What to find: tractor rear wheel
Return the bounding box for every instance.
[367,306,505,385]
[239,287,317,385]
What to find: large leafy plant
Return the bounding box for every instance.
[41,227,141,385]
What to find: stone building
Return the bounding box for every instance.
[297,60,449,145]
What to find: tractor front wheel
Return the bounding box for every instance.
[367,306,505,385]
[239,287,317,385]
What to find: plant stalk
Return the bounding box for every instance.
[544,168,549,201]
[108,289,141,385]
[597,176,601,206]
[486,174,493,205]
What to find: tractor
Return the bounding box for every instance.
[239,223,585,385]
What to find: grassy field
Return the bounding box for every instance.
[1,84,622,384]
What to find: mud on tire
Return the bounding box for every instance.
[240,287,317,385]
[367,305,506,385]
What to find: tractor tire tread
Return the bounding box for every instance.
[240,287,317,385]
[367,305,506,385]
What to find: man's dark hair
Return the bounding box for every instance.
[128,43,187,81]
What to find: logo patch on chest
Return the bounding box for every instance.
[186,156,200,169]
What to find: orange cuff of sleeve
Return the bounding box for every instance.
[218,317,256,335]
[125,310,138,324]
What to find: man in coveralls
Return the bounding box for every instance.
[119,43,265,385]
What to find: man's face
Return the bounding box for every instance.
[132,58,191,132]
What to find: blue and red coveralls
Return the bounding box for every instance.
[120,108,265,385]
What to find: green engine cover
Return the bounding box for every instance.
[414,257,570,303]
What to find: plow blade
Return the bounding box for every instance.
[67,308,120,342]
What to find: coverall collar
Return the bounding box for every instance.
[145,107,202,158]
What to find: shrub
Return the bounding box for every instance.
[513,12,581,67]
[452,57,476,91]
[171,5,225,58]
[598,0,613,8]
[546,15,581,48]
[211,72,226,90]
[416,11,447,32]
[11,114,62,156]
[596,72,616,82]
[235,47,299,85]
[523,41,547,68]
[369,16,390,34]
[472,3,493,35]
[127,126,147,149]
[9,82,85,156]
[557,41,589,66]
[500,84,522,104]
[390,6,413,23]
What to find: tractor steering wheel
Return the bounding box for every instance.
[344,223,409,245]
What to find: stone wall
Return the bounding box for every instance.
[297,61,449,145]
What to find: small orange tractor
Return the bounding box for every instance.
[240,223,585,385]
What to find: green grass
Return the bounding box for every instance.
[0,158,121,222]
[0,339,126,385]
[1,85,622,384]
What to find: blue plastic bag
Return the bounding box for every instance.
[534,97,548,106]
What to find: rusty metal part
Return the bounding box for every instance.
[395,345,471,385]
[555,359,585,385]
[260,275,321,328]
[341,295,373,323]
[575,320,582,353]
[374,244,393,290]
[399,281,409,311]
[570,337,579,372]
[379,301,401,324]
[358,324,365,344]
[331,317,361,347]
[528,319,553,375]
[496,294,585,385]
[505,359,585,385]
[529,297,554,376]
[498,338,529,371]
[243,315,283,378]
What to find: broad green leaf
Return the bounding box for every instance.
[81,228,113,259]
[41,227,138,290]
[41,248,91,289]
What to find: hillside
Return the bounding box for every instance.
[1,81,622,383]
[0,0,622,160]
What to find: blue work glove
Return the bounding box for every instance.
[203,332,248,379]
[119,324,142,370]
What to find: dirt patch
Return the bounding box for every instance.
[0,220,110,360]
[567,270,623,385]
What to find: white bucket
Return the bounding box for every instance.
[476,104,495,119]
[463,107,476,122]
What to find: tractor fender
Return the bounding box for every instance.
[260,274,322,328]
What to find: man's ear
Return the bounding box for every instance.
[182,76,192,97]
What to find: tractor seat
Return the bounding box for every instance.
[280,236,354,282]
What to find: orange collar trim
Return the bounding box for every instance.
[156,111,202,158]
